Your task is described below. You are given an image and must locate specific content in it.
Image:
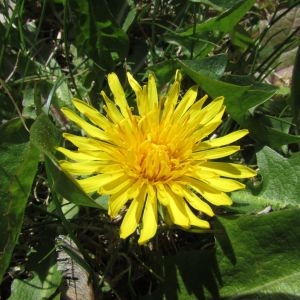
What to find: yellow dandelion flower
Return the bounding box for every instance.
[57,70,256,245]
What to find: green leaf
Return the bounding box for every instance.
[232,146,300,213]
[30,112,61,160]
[216,209,300,298]
[181,0,255,35]
[9,236,62,300]
[68,0,129,70]
[244,119,300,148]
[144,209,300,299]
[9,223,61,299]
[9,265,61,300]
[0,122,39,282]
[180,55,228,79]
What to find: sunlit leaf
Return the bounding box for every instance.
[216,209,300,298]
[143,209,300,299]
[181,0,255,35]
[232,146,300,213]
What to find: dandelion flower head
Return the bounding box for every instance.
[57,70,256,244]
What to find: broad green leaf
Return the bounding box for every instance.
[0,121,39,282]
[8,243,62,300]
[232,146,300,213]
[30,112,60,159]
[9,265,61,300]
[30,113,104,209]
[217,209,300,298]
[144,209,300,299]
[181,55,228,80]
[9,231,62,300]
[181,0,255,35]
[222,75,278,115]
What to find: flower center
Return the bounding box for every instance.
[137,139,181,182]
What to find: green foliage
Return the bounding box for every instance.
[0,120,39,283]
[9,264,61,300]
[143,208,300,299]
[1,0,300,298]
[216,209,300,298]
[232,146,300,211]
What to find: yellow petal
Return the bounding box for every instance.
[147,73,158,110]
[75,174,105,193]
[72,98,111,131]
[161,81,180,124]
[169,182,214,216]
[120,184,147,239]
[108,185,132,217]
[189,94,208,112]
[185,167,218,179]
[77,171,124,193]
[200,162,257,178]
[127,72,146,117]
[62,108,110,141]
[185,177,232,206]
[101,91,124,124]
[62,133,118,153]
[138,185,158,244]
[183,202,210,228]
[59,160,104,175]
[107,73,131,119]
[127,72,142,94]
[181,186,214,217]
[63,133,101,150]
[164,186,190,228]
[57,147,112,161]
[192,146,240,160]
[204,177,245,192]
[119,199,143,239]
[174,85,198,119]
[156,183,170,206]
[191,119,223,141]
[197,96,224,125]
[196,129,249,150]
[108,180,142,217]
[100,175,133,194]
